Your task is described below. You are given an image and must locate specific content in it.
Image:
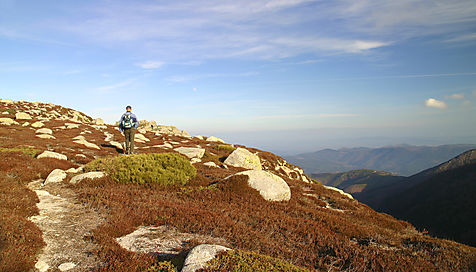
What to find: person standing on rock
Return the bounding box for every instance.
[119,105,139,155]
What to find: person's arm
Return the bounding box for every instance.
[118,114,124,132]
[132,114,139,129]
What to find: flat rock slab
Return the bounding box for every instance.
[174,147,205,159]
[45,169,67,184]
[116,225,227,259]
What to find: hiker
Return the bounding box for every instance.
[118,105,139,155]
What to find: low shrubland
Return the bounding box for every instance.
[0,146,40,157]
[0,150,77,272]
[85,153,196,186]
[204,250,311,272]
[213,144,236,153]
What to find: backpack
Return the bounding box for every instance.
[122,113,134,129]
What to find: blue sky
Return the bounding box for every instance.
[1,0,476,155]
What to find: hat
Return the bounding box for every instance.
[126,105,132,110]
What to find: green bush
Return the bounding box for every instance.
[213,144,236,153]
[204,250,311,272]
[85,153,196,185]
[0,147,40,157]
[144,261,175,272]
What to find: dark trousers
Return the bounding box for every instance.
[124,128,135,154]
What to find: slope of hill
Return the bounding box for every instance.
[1,98,475,272]
[374,150,476,247]
[286,145,476,176]
[311,169,403,194]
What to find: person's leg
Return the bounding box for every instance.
[130,129,136,154]
[124,129,131,154]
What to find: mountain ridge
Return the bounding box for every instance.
[286,144,476,176]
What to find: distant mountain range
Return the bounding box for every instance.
[286,144,476,176]
[313,149,476,247]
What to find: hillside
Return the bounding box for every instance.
[362,150,476,247]
[286,145,476,176]
[311,169,403,194]
[1,98,475,272]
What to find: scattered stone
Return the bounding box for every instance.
[153,143,173,149]
[65,123,80,129]
[45,169,67,184]
[31,121,45,128]
[181,130,191,138]
[66,167,83,174]
[195,135,205,140]
[135,133,150,142]
[35,260,50,272]
[75,154,87,158]
[15,112,32,120]
[104,132,114,142]
[224,148,261,170]
[0,99,13,104]
[182,244,231,272]
[91,125,107,130]
[36,128,53,135]
[0,117,18,125]
[73,135,85,141]
[234,170,291,201]
[109,141,123,150]
[58,262,77,271]
[73,139,100,150]
[36,134,56,139]
[94,118,104,125]
[22,122,30,127]
[203,162,218,168]
[70,172,105,184]
[174,147,205,159]
[191,158,202,164]
[37,151,67,160]
[206,136,225,143]
[324,185,354,199]
[116,225,227,259]
[1,111,9,114]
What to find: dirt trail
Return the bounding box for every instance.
[27,180,104,272]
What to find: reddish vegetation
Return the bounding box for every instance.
[1,100,475,271]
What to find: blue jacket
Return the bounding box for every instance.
[119,112,139,132]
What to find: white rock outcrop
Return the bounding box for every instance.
[174,147,205,159]
[206,136,225,143]
[234,170,291,201]
[0,117,18,125]
[31,121,45,128]
[73,138,100,150]
[36,134,56,140]
[224,148,261,170]
[203,162,218,168]
[37,151,67,161]
[36,128,53,135]
[44,169,67,184]
[182,244,231,272]
[70,172,105,184]
[15,112,32,120]
[324,185,354,200]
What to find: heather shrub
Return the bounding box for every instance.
[85,153,196,185]
[145,261,175,272]
[203,250,311,272]
[213,144,236,153]
[0,146,40,157]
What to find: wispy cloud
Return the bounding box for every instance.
[424,98,447,109]
[166,71,259,82]
[448,93,465,99]
[444,33,476,43]
[94,78,135,93]
[137,61,164,69]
